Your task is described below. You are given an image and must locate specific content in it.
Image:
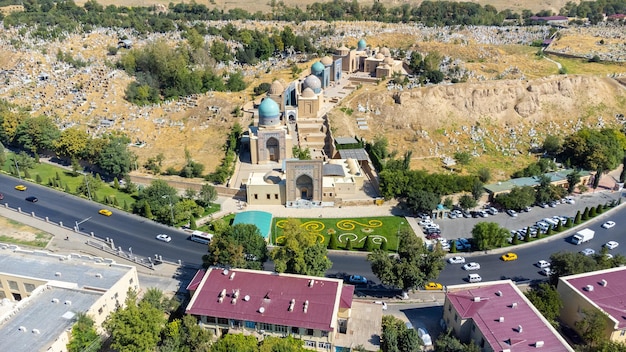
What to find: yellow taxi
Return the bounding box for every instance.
[501,252,518,261]
[15,185,27,191]
[424,282,443,290]
[98,209,113,217]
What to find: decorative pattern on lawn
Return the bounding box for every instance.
[275,218,386,245]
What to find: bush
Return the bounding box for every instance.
[35,174,42,184]
[589,206,597,217]
[574,211,582,224]
[345,238,353,251]
[596,204,603,214]
[450,241,457,253]
[566,217,573,228]
[363,236,375,252]
[380,239,388,251]
[546,227,553,236]
[582,207,589,220]
[328,233,339,250]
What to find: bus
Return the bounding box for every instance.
[189,230,213,244]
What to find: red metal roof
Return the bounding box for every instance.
[563,267,626,329]
[447,281,572,351]
[186,268,348,331]
[186,269,206,291]
[340,285,354,308]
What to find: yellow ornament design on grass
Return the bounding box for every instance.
[336,219,383,230]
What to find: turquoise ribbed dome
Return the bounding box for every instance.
[357,39,366,50]
[311,61,325,74]
[258,98,280,126]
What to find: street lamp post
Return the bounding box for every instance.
[13,157,21,180]
[396,221,404,253]
[162,195,175,225]
[83,173,92,201]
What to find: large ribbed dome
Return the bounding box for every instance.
[269,80,284,95]
[357,39,366,50]
[321,56,333,66]
[258,98,280,126]
[311,61,325,74]
[303,75,322,93]
[301,87,316,98]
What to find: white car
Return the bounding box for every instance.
[463,262,481,271]
[580,248,595,256]
[448,256,466,264]
[602,221,616,229]
[418,219,433,226]
[536,260,551,268]
[156,234,172,243]
[565,197,575,204]
[605,241,619,250]
[423,223,440,230]
[541,267,553,276]
[506,209,518,217]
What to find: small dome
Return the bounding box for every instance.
[269,80,284,95]
[383,57,394,64]
[263,170,283,184]
[311,61,325,74]
[258,98,280,126]
[321,56,333,66]
[380,47,391,56]
[337,45,350,55]
[301,87,316,98]
[357,39,366,50]
[375,53,385,60]
[303,75,322,92]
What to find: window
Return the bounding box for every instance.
[258,322,272,331]
[254,194,258,200]
[205,316,217,324]
[129,278,134,285]
[323,193,326,196]
[321,330,329,337]
[480,338,485,348]
[245,321,256,329]
[266,194,271,200]
[320,342,331,349]
[305,341,315,347]
[0,281,3,288]
[24,283,36,292]
[455,314,458,322]
[8,281,18,290]
[306,328,314,336]
[217,318,228,325]
[329,193,333,197]
[448,303,451,312]
[471,325,475,332]
[292,327,300,334]
[274,194,278,199]
[98,307,103,315]
[275,325,287,333]
[621,330,626,337]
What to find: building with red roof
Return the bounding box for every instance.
[558,266,626,344]
[443,280,573,351]
[185,268,381,351]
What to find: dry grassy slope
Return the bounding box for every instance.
[73,0,575,15]
[329,75,626,176]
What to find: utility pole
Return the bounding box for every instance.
[162,194,175,225]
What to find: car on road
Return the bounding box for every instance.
[424,282,443,290]
[541,267,553,276]
[580,248,595,256]
[602,221,616,229]
[156,234,172,243]
[605,241,619,250]
[98,209,113,216]
[15,185,27,191]
[536,260,551,268]
[348,275,368,284]
[25,196,38,203]
[501,252,518,261]
[506,209,518,217]
[448,256,466,264]
[463,262,481,271]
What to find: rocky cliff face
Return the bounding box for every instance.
[393,75,625,125]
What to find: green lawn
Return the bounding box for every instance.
[271,216,410,252]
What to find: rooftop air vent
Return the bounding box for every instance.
[32,329,40,334]
[498,317,504,322]
[258,307,265,314]
[309,279,315,287]
[585,285,594,291]
[600,279,607,287]
[243,295,250,302]
[304,300,309,313]
[511,302,518,308]
[64,300,72,306]
[51,298,59,304]
[535,341,544,347]
[219,289,226,298]
[289,299,295,312]
[18,326,26,332]
[95,273,102,278]
[496,290,502,296]
[517,325,523,333]
[55,272,62,277]
[223,269,229,276]
[473,297,481,302]
[230,272,236,280]
[233,289,240,299]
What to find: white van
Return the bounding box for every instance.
[536,221,551,232]
[468,273,482,283]
[542,218,559,227]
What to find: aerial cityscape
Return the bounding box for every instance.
[1,0,626,351]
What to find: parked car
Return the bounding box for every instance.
[418,219,433,226]
[426,233,441,240]
[0,193,3,200]
[348,275,368,284]
[478,210,489,218]
[463,262,481,271]
[423,223,440,230]
[486,206,498,215]
[425,227,441,235]
[417,328,433,346]
[447,212,457,219]
[541,267,553,276]
[424,282,443,290]
[506,209,518,217]
[462,210,472,218]
[536,260,551,268]
[523,206,532,212]
[564,197,575,204]
[448,256,466,264]
[539,203,549,208]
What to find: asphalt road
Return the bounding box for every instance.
[1,174,208,265]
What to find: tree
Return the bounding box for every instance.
[524,283,563,323]
[54,127,89,160]
[453,151,471,165]
[561,128,626,172]
[270,219,331,276]
[133,179,178,224]
[368,229,444,296]
[575,309,608,347]
[471,222,509,250]
[292,146,311,160]
[345,238,353,250]
[620,158,626,183]
[406,189,440,214]
[542,134,562,155]
[363,236,375,252]
[399,326,421,351]
[204,224,267,270]
[328,233,339,249]
[471,179,484,200]
[381,315,404,352]
[458,194,477,210]
[67,313,101,352]
[259,336,308,352]
[435,329,480,352]
[15,115,60,153]
[574,210,582,224]
[495,186,535,210]
[160,315,212,352]
[566,170,581,194]
[210,333,258,352]
[549,251,598,285]
[477,167,491,183]
[225,71,247,92]
[104,290,165,352]
[197,183,218,207]
[96,135,134,179]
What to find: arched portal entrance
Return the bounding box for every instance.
[266,137,279,162]
[295,174,313,200]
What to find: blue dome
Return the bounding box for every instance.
[311,61,325,74]
[303,75,322,94]
[258,98,280,126]
[357,39,366,50]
